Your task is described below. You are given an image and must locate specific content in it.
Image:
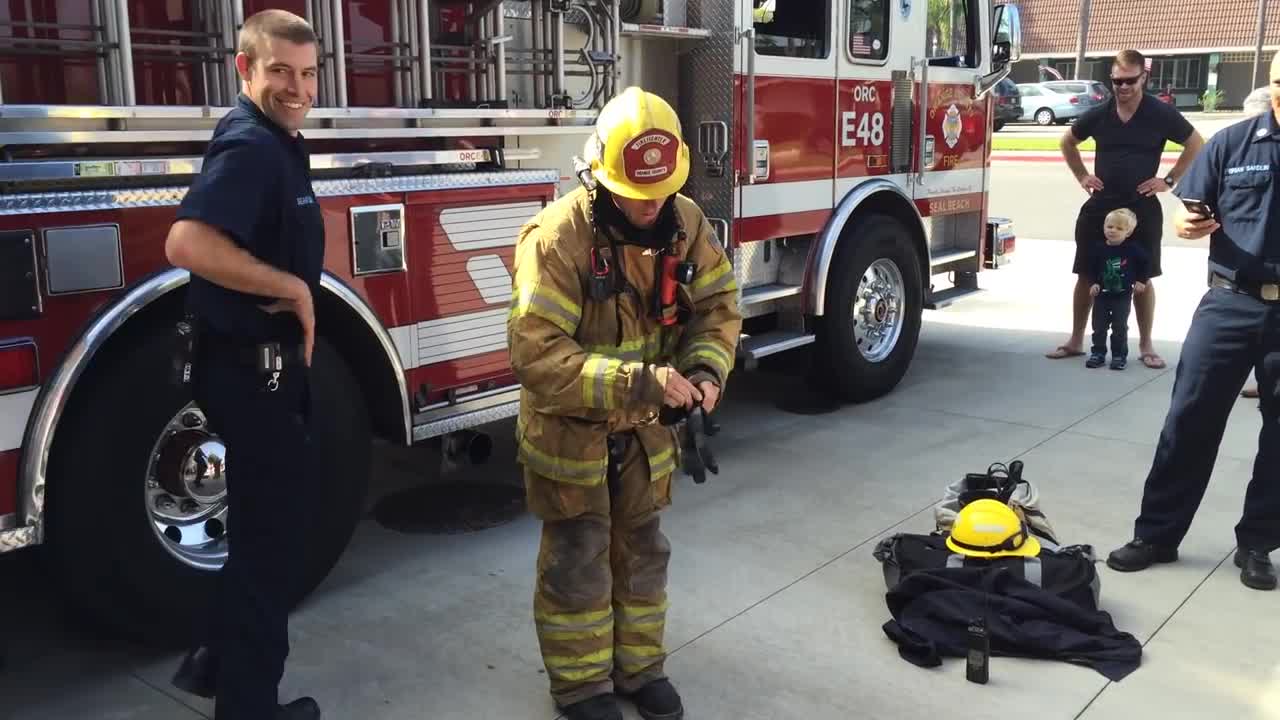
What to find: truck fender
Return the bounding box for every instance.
[18,268,411,543]
[806,179,930,316]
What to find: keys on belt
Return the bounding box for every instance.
[1211,273,1280,302]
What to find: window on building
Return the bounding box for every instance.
[1148,57,1202,90]
[926,0,977,67]
[848,0,889,61]
[754,1,831,60]
[1050,60,1099,81]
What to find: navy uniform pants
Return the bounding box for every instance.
[194,347,313,720]
[1134,285,1280,552]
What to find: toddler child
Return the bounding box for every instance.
[1086,208,1150,370]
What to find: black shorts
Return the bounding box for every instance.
[1072,196,1163,278]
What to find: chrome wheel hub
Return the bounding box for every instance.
[852,258,905,363]
[145,403,229,570]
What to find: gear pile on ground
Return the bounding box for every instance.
[872,461,1143,680]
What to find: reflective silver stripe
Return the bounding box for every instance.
[1024,557,1042,587]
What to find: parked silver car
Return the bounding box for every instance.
[1016,82,1104,125]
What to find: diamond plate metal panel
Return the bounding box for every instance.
[0,170,561,215]
[412,389,522,441]
[734,238,777,289]
[678,0,737,237]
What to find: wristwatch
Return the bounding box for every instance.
[1163,173,1177,189]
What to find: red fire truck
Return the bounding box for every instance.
[0,0,1021,645]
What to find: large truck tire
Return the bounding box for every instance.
[816,213,923,403]
[44,326,371,649]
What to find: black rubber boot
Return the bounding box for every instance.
[1235,548,1278,591]
[171,646,217,699]
[277,697,321,720]
[1106,538,1178,571]
[560,693,623,720]
[621,679,684,720]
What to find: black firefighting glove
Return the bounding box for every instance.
[659,402,721,484]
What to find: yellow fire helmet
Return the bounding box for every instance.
[945,498,1041,559]
[585,86,691,201]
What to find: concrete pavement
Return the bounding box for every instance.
[3,238,1277,720]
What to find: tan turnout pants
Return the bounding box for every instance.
[525,432,674,707]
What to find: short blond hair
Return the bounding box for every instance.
[238,9,316,63]
[1105,208,1138,232]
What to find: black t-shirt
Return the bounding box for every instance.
[176,95,325,344]
[1071,95,1195,205]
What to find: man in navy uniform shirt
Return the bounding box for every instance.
[164,8,325,718]
[1107,52,1280,592]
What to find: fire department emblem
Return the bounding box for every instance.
[942,103,962,149]
[623,129,678,184]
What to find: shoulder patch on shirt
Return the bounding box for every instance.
[1257,128,1269,138]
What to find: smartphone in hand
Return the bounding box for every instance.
[1182,199,1215,219]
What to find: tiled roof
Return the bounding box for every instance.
[1010,0,1280,56]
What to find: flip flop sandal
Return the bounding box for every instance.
[1140,353,1167,369]
[1047,345,1086,359]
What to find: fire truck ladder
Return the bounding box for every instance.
[0,1,652,111]
[0,1,713,186]
[0,1,677,187]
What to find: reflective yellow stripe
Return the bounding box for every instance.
[536,607,612,626]
[615,644,665,673]
[582,356,624,409]
[543,646,615,681]
[543,648,614,670]
[681,340,733,379]
[616,600,669,623]
[616,643,664,658]
[647,446,676,479]
[537,607,614,640]
[540,626,613,641]
[691,259,736,301]
[618,620,664,633]
[511,284,581,334]
[582,329,666,363]
[547,662,614,683]
[518,437,607,484]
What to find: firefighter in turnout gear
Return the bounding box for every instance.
[508,87,742,720]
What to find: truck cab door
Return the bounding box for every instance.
[737,0,839,249]
[909,0,990,266]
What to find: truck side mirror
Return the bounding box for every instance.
[975,4,1023,99]
[991,4,1023,70]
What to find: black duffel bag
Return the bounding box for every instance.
[873,532,1101,612]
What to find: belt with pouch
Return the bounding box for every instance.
[1211,272,1280,302]
[233,342,306,369]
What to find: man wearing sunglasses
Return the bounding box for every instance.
[1046,50,1204,371]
